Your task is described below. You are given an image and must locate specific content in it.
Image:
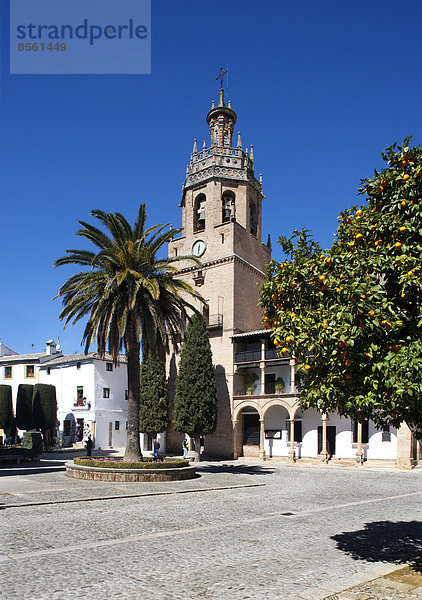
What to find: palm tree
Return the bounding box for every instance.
[55,204,204,461]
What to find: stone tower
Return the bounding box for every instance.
[167,86,271,457]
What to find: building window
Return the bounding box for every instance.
[76,386,84,406]
[25,365,35,378]
[4,366,12,379]
[47,367,51,375]
[103,388,110,398]
[115,421,120,431]
[352,420,369,444]
[125,390,128,400]
[125,421,128,430]
[106,362,113,372]
[194,194,206,232]
[382,426,391,442]
[222,192,235,223]
[76,362,81,370]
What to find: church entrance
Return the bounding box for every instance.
[318,426,336,457]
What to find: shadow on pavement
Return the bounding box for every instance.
[332,520,422,568]
[196,463,275,476]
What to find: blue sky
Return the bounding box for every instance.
[1,0,421,354]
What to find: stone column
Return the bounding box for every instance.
[259,418,266,460]
[320,413,329,463]
[356,422,364,465]
[260,339,266,395]
[289,359,296,394]
[233,419,243,460]
[396,423,415,469]
[288,418,296,462]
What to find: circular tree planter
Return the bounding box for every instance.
[65,457,196,482]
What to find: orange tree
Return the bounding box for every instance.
[260,138,422,437]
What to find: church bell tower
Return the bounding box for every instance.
[167,80,272,457]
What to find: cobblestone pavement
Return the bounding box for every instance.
[0,457,421,600]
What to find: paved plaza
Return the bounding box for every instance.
[0,455,421,600]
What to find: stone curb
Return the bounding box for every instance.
[1,481,266,509]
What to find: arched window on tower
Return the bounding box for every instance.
[249,202,257,236]
[222,192,235,223]
[194,194,206,231]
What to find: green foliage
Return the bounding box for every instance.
[16,384,34,430]
[55,203,204,462]
[237,368,260,393]
[139,351,169,435]
[260,138,422,435]
[0,447,38,460]
[174,314,218,437]
[0,385,13,430]
[22,431,43,453]
[32,384,57,430]
[74,457,188,469]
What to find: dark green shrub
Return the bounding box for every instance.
[32,384,57,430]
[22,431,43,454]
[0,447,36,460]
[74,457,189,469]
[139,351,169,436]
[0,385,13,430]
[16,384,34,430]
[174,314,217,456]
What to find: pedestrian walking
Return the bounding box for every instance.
[182,438,188,458]
[153,438,160,459]
[86,434,93,457]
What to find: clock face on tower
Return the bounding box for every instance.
[192,239,206,257]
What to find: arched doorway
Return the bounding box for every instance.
[237,405,260,458]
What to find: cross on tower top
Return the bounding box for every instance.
[216,67,227,90]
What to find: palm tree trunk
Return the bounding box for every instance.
[124,315,143,462]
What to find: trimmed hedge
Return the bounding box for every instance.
[0,385,13,430]
[33,384,57,430]
[74,457,189,470]
[0,447,37,460]
[16,384,34,430]
[22,431,43,453]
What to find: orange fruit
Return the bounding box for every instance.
[403,174,410,181]
[281,347,288,354]
[285,336,292,343]
[401,200,407,207]
[368,310,375,316]
[304,364,311,371]
[395,242,402,248]
[345,373,352,379]
[356,233,363,239]
[399,226,406,232]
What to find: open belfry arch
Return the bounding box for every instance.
[166,80,271,458]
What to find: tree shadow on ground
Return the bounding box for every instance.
[331,521,422,569]
[196,463,275,476]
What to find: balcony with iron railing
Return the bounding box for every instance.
[234,348,290,364]
[234,350,262,363]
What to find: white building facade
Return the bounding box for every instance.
[0,341,129,450]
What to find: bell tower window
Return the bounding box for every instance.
[194,194,206,232]
[249,202,257,236]
[222,192,235,223]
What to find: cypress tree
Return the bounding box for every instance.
[32,384,57,430]
[0,385,13,431]
[139,351,169,438]
[16,384,34,430]
[174,313,217,460]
